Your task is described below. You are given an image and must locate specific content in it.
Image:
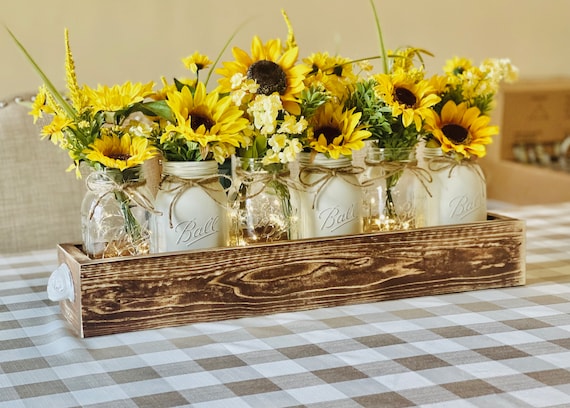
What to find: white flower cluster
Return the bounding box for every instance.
[230,72,306,165]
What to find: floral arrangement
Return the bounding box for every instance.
[7,2,519,254]
[148,54,250,164]
[9,29,159,178]
[300,52,373,159]
[216,11,378,165]
[215,11,314,166]
[425,57,519,160]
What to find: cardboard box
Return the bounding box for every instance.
[482,78,570,204]
[56,213,525,338]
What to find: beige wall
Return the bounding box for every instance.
[1,0,569,98]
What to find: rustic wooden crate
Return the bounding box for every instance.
[56,213,525,337]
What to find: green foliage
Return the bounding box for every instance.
[345,79,391,138]
[158,137,205,161]
[299,86,329,118]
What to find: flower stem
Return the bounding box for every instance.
[369,0,389,74]
[115,190,142,243]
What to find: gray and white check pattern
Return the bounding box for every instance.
[2,203,570,407]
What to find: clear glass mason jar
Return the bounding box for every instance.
[152,160,228,252]
[419,146,487,226]
[361,147,421,232]
[81,166,153,259]
[229,157,298,246]
[298,152,362,238]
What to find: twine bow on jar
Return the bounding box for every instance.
[85,171,159,221]
[234,167,294,200]
[298,165,365,208]
[364,159,434,198]
[159,174,231,228]
[426,156,485,182]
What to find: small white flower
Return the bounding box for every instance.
[232,90,247,106]
[279,139,303,163]
[262,149,281,165]
[278,114,307,135]
[248,94,281,135]
[231,73,245,89]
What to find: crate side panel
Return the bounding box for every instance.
[66,218,525,337]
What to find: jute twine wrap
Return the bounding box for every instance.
[299,165,365,209]
[363,159,434,198]
[234,167,297,201]
[159,174,231,228]
[426,156,485,182]
[86,171,158,221]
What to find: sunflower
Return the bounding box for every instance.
[374,69,440,132]
[182,52,213,73]
[83,132,157,170]
[82,81,155,112]
[443,57,473,76]
[306,103,371,159]
[424,100,499,159]
[161,82,249,162]
[216,36,310,115]
[303,52,359,101]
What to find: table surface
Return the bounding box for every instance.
[2,203,570,408]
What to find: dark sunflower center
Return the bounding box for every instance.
[247,60,287,95]
[108,153,130,161]
[190,114,214,131]
[332,65,343,76]
[316,126,341,144]
[394,87,417,107]
[442,124,469,144]
[453,67,465,75]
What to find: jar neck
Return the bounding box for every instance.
[89,165,144,184]
[422,147,445,159]
[235,157,289,173]
[366,147,416,163]
[162,160,218,178]
[299,152,352,168]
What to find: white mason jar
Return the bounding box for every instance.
[298,152,362,238]
[419,147,487,226]
[151,160,228,252]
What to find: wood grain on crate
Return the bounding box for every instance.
[57,213,525,337]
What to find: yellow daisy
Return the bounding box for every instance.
[83,81,155,112]
[163,82,249,161]
[374,69,440,132]
[216,36,310,115]
[307,103,371,159]
[83,133,157,170]
[182,52,213,73]
[424,100,499,159]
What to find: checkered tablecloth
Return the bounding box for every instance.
[2,203,570,408]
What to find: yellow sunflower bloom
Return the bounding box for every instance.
[29,87,48,123]
[303,52,359,101]
[40,114,74,144]
[216,36,310,115]
[182,52,213,73]
[307,103,371,159]
[443,57,473,76]
[424,100,499,159]
[83,81,155,112]
[374,69,440,132]
[163,82,249,161]
[83,133,157,170]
